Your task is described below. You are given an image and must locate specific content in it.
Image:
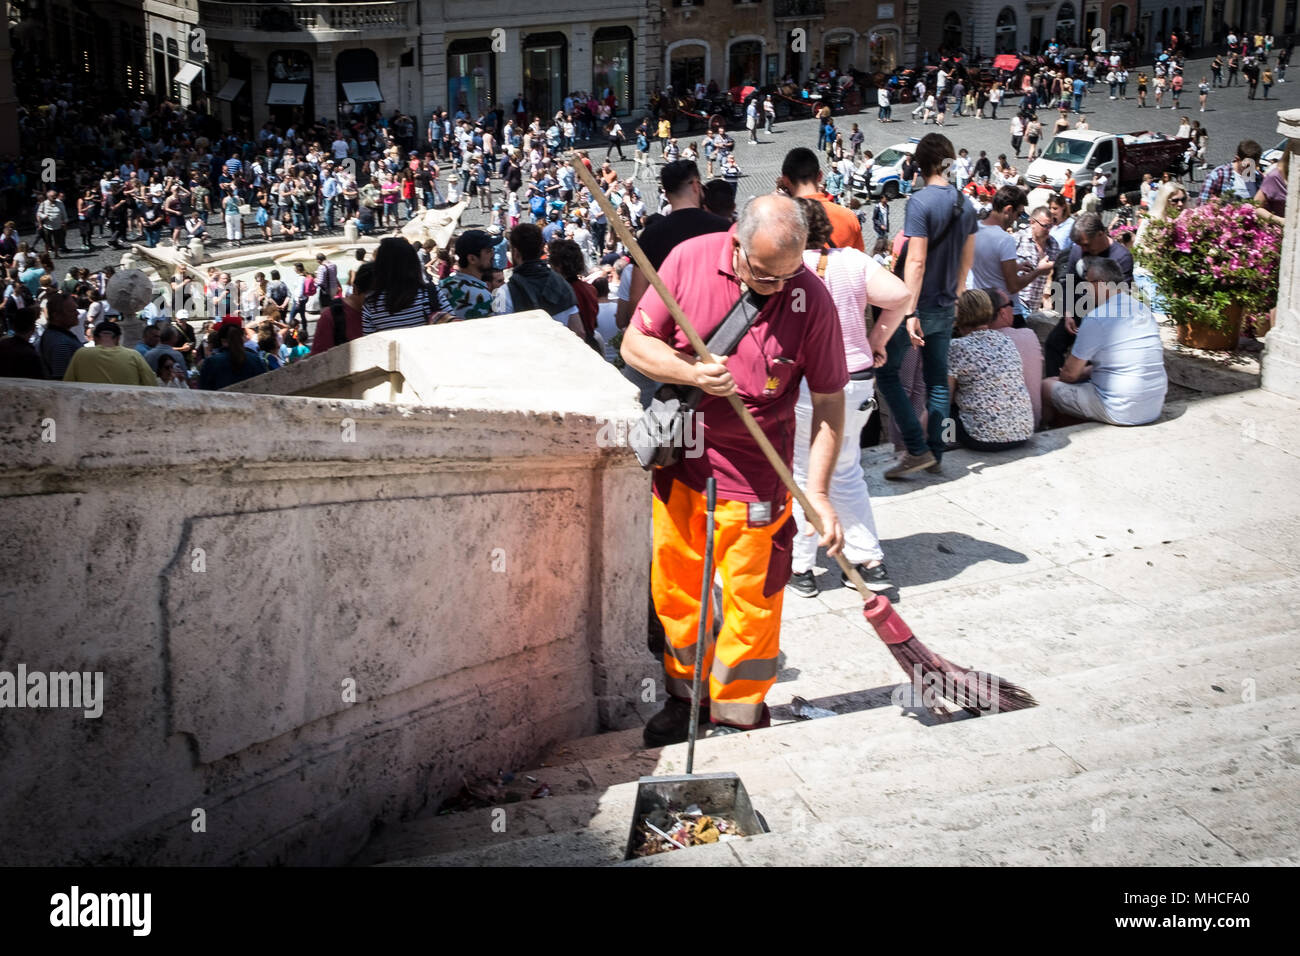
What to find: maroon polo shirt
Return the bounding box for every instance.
[634,227,848,504]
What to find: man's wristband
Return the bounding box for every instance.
[902,312,918,320]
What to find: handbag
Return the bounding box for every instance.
[628,288,768,470]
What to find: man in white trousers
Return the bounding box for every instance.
[787,198,912,597]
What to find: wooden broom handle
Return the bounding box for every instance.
[568,151,873,601]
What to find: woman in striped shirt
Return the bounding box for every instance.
[361,237,451,333]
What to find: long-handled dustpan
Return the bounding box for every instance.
[625,478,769,859]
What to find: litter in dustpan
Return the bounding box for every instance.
[625,772,769,860]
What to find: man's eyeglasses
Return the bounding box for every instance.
[1033,218,1053,227]
[740,247,804,285]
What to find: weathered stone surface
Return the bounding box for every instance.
[0,315,648,866]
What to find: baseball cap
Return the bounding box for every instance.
[455,229,497,259]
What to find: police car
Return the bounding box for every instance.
[858,139,917,200]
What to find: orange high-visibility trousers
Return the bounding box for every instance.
[651,478,795,728]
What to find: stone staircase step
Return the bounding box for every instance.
[625,728,1300,866]
[541,628,1298,794]
[379,702,1300,867]
[365,638,1297,867]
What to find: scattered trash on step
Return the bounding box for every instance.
[1211,685,1225,693]
[632,806,747,856]
[499,771,515,784]
[525,775,537,783]
[531,784,552,799]
[937,542,954,554]
[790,696,838,720]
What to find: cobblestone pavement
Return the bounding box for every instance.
[32,54,1295,276]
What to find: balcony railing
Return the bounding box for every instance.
[199,2,413,35]
[774,0,825,18]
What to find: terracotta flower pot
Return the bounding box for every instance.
[1176,302,1244,351]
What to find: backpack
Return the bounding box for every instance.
[529,193,546,216]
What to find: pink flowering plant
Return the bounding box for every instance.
[1135,200,1283,331]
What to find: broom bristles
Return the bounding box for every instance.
[860,593,1037,714]
[886,636,1039,714]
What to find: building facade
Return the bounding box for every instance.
[920,1,1297,59]
[422,0,657,126]
[658,0,914,93]
[20,0,658,133]
[919,1,1098,58]
[1211,0,1300,43]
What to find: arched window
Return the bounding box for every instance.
[668,41,708,93]
[1056,2,1077,44]
[266,51,314,121]
[868,28,900,72]
[823,30,854,74]
[337,48,382,117]
[1109,4,1128,39]
[996,7,1018,52]
[268,51,312,83]
[728,39,762,89]
[942,12,962,52]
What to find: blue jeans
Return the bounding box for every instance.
[322,197,335,229]
[875,306,954,460]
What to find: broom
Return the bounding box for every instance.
[569,151,1036,717]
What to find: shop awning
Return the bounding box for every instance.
[174,62,203,86]
[267,83,309,105]
[215,78,246,101]
[341,80,383,104]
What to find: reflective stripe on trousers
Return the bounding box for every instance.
[652,479,791,728]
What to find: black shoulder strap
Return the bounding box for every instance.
[700,288,767,362]
[640,289,767,411]
[930,185,967,251]
[677,289,767,410]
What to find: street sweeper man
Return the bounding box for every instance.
[621,193,848,745]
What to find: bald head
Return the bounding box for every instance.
[732,194,809,292]
[736,193,807,257]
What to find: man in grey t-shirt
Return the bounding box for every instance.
[869,133,978,479]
